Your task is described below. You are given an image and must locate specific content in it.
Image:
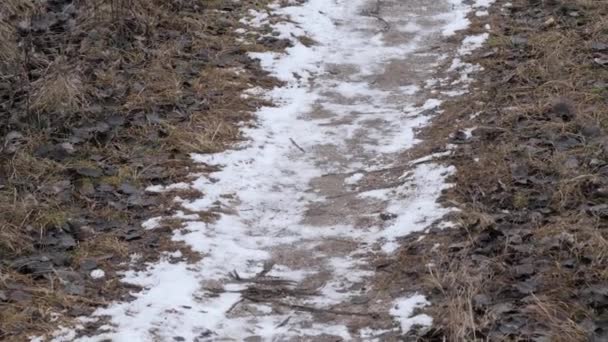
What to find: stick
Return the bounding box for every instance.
[289,138,306,153]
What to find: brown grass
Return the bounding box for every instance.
[30,59,87,114]
[380,0,608,340]
[0,0,278,339]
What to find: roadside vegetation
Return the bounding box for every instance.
[0,0,281,339]
[385,0,608,340]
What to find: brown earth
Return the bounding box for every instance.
[0,0,283,339]
[381,0,608,341]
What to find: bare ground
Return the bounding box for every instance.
[0,0,281,339]
[381,0,608,341]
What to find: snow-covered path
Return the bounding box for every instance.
[51,0,492,341]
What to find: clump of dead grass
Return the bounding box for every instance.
[0,22,19,70]
[30,58,87,114]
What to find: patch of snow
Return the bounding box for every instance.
[141,216,162,230]
[474,0,496,8]
[90,269,105,279]
[344,172,364,185]
[459,33,490,55]
[390,295,433,333]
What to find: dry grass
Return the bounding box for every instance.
[0,0,278,339]
[0,22,18,70]
[30,59,87,114]
[380,0,608,340]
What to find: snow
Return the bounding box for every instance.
[459,34,490,55]
[41,0,494,340]
[344,172,364,185]
[390,295,433,332]
[90,269,105,279]
[141,216,162,230]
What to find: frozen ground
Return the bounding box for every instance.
[44,0,493,340]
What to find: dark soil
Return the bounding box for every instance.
[0,0,281,339]
[381,0,608,341]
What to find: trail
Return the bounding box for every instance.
[50,0,492,340]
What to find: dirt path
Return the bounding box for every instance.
[50,0,491,341]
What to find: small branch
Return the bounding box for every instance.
[289,138,306,153]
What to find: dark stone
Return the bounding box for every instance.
[56,270,83,283]
[10,256,54,276]
[551,100,575,121]
[122,227,143,241]
[34,144,72,161]
[119,183,139,195]
[592,42,608,52]
[514,264,535,277]
[514,278,538,294]
[9,290,32,303]
[379,212,397,221]
[64,283,85,296]
[582,125,602,138]
[473,294,490,309]
[510,36,528,46]
[75,167,103,178]
[79,259,98,272]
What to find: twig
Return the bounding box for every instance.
[276,316,291,328]
[248,298,381,318]
[226,298,244,314]
[289,138,306,153]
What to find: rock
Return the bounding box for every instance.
[78,179,95,196]
[42,231,78,250]
[56,270,82,283]
[379,212,397,221]
[173,337,186,341]
[473,294,491,309]
[448,242,467,252]
[592,42,608,52]
[119,183,139,195]
[79,259,98,272]
[3,131,25,154]
[122,227,143,241]
[514,278,538,294]
[0,290,7,302]
[34,143,74,161]
[594,54,608,67]
[243,337,262,342]
[58,234,77,249]
[581,286,608,310]
[9,290,32,303]
[582,125,602,138]
[75,167,103,178]
[514,264,535,277]
[510,36,528,47]
[64,283,85,296]
[550,99,575,121]
[10,256,54,276]
[97,183,115,192]
[349,295,369,305]
[107,115,125,127]
[490,303,515,316]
